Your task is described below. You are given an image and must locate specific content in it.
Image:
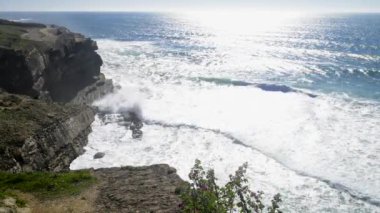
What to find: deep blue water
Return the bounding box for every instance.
[1,12,379,101]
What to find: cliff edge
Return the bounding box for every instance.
[0,19,113,104]
[0,19,114,172]
[0,19,185,212]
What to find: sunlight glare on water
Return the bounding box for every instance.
[59,11,380,212]
[180,11,304,34]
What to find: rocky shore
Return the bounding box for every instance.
[0,19,184,212]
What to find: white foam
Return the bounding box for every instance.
[71,38,380,211]
[71,115,377,212]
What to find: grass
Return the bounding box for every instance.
[0,24,46,50]
[0,170,95,199]
[0,25,27,49]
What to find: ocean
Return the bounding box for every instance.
[1,12,379,212]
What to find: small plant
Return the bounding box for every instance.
[180,160,282,213]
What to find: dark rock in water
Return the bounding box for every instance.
[94,164,184,212]
[0,91,94,172]
[0,19,113,105]
[131,129,143,139]
[130,119,143,139]
[122,108,144,139]
[93,152,105,159]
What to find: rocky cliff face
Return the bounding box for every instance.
[0,91,95,172]
[0,20,186,211]
[0,19,114,172]
[0,19,112,104]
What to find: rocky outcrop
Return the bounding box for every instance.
[0,19,113,104]
[0,20,187,212]
[0,19,113,172]
[69,73,113,105]
[0,91,95,172]
[93,165,185,212]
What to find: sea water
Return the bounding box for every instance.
[2,12,379,212]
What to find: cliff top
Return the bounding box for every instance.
[0,18,105,102]
[0,19,111,173]
[0,19,88,51]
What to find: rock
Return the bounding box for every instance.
[69,74,113,105]
[0,198,16,213]
[131,129,143,139]
[128,110,144,139]
[94,164,185,212]
[0,18,185,213]
[0,91,95,172]
[0,19,114,172]
[93,152,105,159]
[0,207,13,213]
[0,196,31,213]
[0,19,113,105]
[3,198,16,207]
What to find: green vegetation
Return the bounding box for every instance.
[0,25,30,49]
[180,160,282,213]
[0,24,44,50]
[0,170,95,199]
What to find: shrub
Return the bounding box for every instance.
[180,160,282,213]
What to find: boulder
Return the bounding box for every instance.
[93,152,105,159]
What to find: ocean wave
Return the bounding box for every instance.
[11,18,32,22]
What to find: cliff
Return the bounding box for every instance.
[0,19,185,212]
[0,19,114,172]
[0,91,95,172]
[0,19,113,104]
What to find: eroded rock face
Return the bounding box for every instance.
[0,19,113,104]
[0,92,95,172]
[94,165,184,212]
[0,20,114,172]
